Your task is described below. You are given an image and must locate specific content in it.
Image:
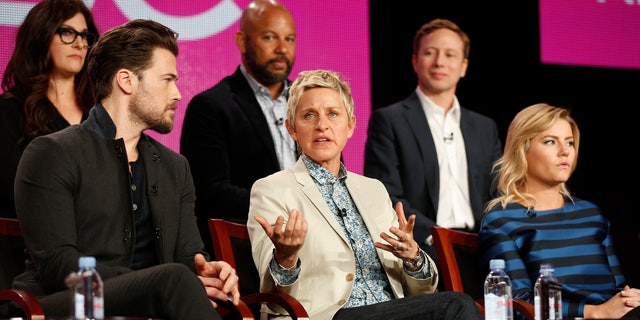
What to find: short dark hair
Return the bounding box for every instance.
[87,19,179,101]
[413,18,470,59]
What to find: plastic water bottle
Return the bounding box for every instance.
[67,256,104,320]
[484,259,514,320]
[534,263,562,320]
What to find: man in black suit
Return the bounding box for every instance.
[14,19,240,318]
[180,0,297,255]
[364,19,502,277]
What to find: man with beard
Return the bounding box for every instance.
[180,0,297,255]
[13,19,240,319]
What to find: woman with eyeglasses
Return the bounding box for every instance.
[0,0,99,217]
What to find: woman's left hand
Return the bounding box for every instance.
[375,202,420,260]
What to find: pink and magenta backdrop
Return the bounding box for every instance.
[540,0,640,70]
[0,0,371,173]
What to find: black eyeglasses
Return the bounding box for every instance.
[56,26,97,47]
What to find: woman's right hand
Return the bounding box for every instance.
[254,209,307,268]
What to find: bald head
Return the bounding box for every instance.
[236,0,295,90]
[240,0,292,33]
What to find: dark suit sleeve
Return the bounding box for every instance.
[364,109,435,244]
[0,97,22,216]
[15,136,132,292]
[171,154,210,270]
[180,92,251,221]
[488,122,503,200]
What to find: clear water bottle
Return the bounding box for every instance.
[484,259,513,320]
[67,256,104,320]
[534,263,562,320]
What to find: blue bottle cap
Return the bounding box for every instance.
[79,256,96,269]
[490,259,505,269]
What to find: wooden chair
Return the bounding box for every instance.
[0,217,45,320]
[430,226,535,320]
[208,218,310,320]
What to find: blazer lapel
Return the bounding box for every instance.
[292,160,351,246]
[345,176,386,242]
[401,93,440,210]
[229,67,279,162]
[460,109,482,170]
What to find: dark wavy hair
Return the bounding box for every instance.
[88,19,178,102]
[1,0,98,141]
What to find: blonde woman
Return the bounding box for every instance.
[479,103,640,319]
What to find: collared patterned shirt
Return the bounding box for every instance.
[302,154,394,307]
[239,65,297,170]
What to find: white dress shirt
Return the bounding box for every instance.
[415,87,474,230]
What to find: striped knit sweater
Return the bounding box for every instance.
[478,196,625,318]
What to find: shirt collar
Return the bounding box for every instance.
[239,64,290,99]
[415,87,461,122]
[301,154,347,185]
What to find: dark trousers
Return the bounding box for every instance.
[39,263,221,320]
[332,291,483,320]
[622,305,640,319]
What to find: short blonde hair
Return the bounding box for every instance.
[286,70,355,128]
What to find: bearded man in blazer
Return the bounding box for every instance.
[180,0,298,256]
[13,19,239,319]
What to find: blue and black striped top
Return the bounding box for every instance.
[478,196,625,318]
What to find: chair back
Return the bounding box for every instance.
[208,219,309,319]
[430,226,484,300]
[208,219,260,296]
[430,226,535,320]
[0,217,45,319]
[0,217,27,290]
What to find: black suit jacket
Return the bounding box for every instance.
[364,92,502,246]
[14,104,207,295]
[180,66,294,253]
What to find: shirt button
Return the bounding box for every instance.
[338,299,346,306]
[345,273,354,281]
[131,184,137,191]
[132,203,138,211]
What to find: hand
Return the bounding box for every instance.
[194,253,240,308]
[254,209,307,269]
[374,202,420,261]
[584,285,640,319]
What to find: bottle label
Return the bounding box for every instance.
[484,293,512,320]
[74,293,84,320]
[535,278,563,320]
[549,283,563,320]
[94,296,104,319]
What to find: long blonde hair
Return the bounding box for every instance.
[485,103,580,212]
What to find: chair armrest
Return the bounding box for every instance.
[217,297,254,320]
[474,298,485,317]
[242,292,309,320]
[514,298,535,320]
[0,289,45,320]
